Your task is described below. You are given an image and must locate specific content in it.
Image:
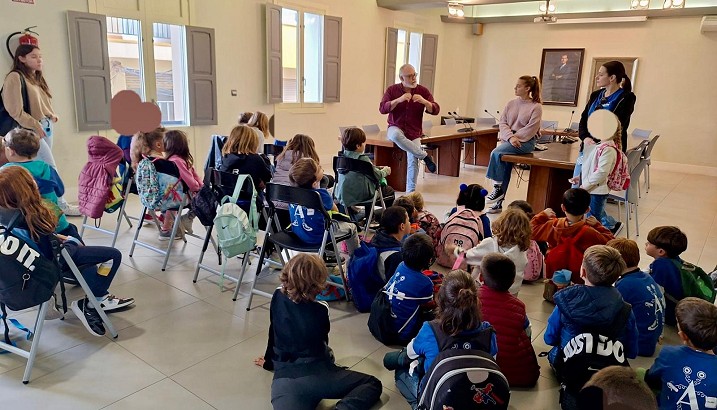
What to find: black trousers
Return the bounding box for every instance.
[271,364,382,410]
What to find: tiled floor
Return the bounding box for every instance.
[1,164,716,409]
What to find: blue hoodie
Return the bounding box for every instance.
[544,285,639,364]
[615,269,665,356]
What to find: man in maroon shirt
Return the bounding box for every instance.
[379,64,439,193]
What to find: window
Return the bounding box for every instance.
[281,7,324,105]
[105,17,189,126]
[394,29,423,84]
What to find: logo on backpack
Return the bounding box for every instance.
[437,209,485,270]
[594,144,630,191]
[671,260,716,303]
[213,174,258,259]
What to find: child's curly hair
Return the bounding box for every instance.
[279,253,329,303]
[491,208,531,251]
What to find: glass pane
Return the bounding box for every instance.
[408,32,422,82]
[106,16,144,99]
[153,23,188,125]
[303,12,323,103]
[394,29,407,84]
[282,8,299,103]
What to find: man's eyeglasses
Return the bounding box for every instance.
[404,73,418,79]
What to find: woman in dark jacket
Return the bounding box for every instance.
[573,60,636,233]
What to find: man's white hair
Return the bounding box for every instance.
[399,64,415,77]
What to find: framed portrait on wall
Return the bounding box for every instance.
[589,57,639,94]
[539,48,585,106]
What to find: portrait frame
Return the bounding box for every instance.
[539,48,585,107]
[589,57,639,94]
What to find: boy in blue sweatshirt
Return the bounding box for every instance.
[382,233,436,344]
[645,226,689,326]
[609,238,665,357]
[645,297,717,410]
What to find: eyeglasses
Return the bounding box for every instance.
[404,73,418,79]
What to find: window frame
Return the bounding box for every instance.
[394,26,423,85]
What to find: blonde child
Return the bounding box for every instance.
[460,208,532,296]
[570,116,623,235]
[405,191,441,248]
[254,254,382,409]
[164,130,202,234]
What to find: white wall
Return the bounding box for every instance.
[467,17,717,170]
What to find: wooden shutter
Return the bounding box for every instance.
[384,28,398,92]
[186,26,217,125]
[266,4,283,104]
[419,34,438,93]
[323,15,342,103]
[66,11,111,131]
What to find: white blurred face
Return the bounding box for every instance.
[19,48,43,72]
[400,66,418,89]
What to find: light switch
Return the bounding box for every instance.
[230,89,238,96]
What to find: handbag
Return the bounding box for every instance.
[193,184,220,226]
[0,71,30,136]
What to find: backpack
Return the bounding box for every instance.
[524,240,545,282]
[417,210,441,249]
[316,274,346,302]
[193,184,220,226]
[710,265,717,289]
[437,209,485,270]
[0,71,29,137]
[545,225,591,284]
[669,260,716,303]
[213,174,259,259]
[417,322,510,410]
[593,144,630,191]
[135,157,184,211]
[553,303,632,393]
[367,290,404,346]
[347,241,401,313]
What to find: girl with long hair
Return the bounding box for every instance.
[0,166,134,337]
[383,269,497,408]
[1,44,79,215]
[484,75,543,214]
[164,130,202,234]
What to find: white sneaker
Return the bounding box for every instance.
[158,230,182,241]
[60,202,82,217]
[98,294,135,312]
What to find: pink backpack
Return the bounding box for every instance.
[417,210,441,249]
[593,143,630,191]
[523,240,545,282]
[436,209,485,270]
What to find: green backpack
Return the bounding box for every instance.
[671,260,716,303]
[213,174,258,259]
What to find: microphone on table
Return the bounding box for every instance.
[450,111,473,132]
[484,109,500,128]
[564,110,576,132]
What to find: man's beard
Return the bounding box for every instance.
[403,82,417,89]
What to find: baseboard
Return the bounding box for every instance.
[651,161,717,177]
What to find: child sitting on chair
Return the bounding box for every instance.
[288,157,358,255]
[0,166,134,337]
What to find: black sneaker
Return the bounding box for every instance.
[423,155,437,173]
[71,298,106,337]
[609,222,624,236]
[486,185,504,203]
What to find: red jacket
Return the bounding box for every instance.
[78,136,123,218]
[479,286,540,387]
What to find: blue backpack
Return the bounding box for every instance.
[347,241,401,312]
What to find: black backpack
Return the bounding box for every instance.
[367,290,405,346]
[553,303,632,393]
[417,322,510,410]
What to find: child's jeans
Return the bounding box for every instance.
[587,194,617,230]
[395,367,421,409]
[63,243,122,298]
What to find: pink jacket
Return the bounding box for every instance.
[78,136,124,218]
[168,155,203,193]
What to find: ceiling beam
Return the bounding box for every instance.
[377,0,535,11]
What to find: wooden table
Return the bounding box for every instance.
[364,124,499,192]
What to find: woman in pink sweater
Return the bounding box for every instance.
[484,76,543,214]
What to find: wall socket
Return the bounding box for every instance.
[231,89,238,96]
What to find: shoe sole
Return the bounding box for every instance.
[486,208,503,214]
[611,223,624,236]
[101,299,135,312]
[70,301,105,337]
[485,194,505,204]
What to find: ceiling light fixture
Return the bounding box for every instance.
[448,2,465,18]
[538,0,556,14]
[663,0,685,8]
[630,0,650,10]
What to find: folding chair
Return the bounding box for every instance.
[362,124,381,134]
[641,134,659,192]
[569,122,580,131]
[541,120,559,130]
[333,155,391,232]
[79,161,136,247]
[443,118,457,126]
[245,183,354,310]
[128,160,202,271]
[608,145,649,238]
[0,220,118,384]
[193,169,255,300]
[462,117,496,167]
[338,126,358,136]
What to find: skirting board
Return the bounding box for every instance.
[651,160,717,178]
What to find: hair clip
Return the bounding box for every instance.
[479,188,488,197]
[459,183,468,192]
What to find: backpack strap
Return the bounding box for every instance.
[582,302,631,339]
[428,321,494,353]
[223,174,258,232]
[48,234,69,313]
